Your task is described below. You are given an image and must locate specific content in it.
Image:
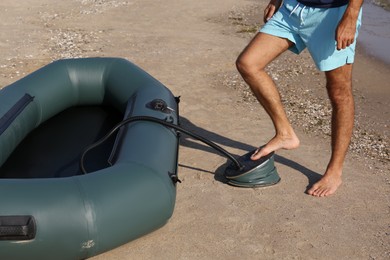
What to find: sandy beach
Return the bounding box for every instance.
[0,0,389,259]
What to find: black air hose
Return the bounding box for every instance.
[80,116,244,174]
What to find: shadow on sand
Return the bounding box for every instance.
[179,117,322,189]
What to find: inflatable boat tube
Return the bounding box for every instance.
[0,58,180,259]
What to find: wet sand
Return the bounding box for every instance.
[0,0,389,259]
[359,0,390,64]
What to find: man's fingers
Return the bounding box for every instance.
[264,6,275,23]
[336,37,354,50]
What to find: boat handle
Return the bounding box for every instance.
[0,215,36,240]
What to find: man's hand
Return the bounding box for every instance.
[264,0,283,23]
[335,0,362,50]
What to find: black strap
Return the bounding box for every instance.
[0,94,34,136]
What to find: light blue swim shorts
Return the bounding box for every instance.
[260,0,362,71]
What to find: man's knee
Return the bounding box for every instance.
[236,55,251,76]
[327,80,352,100]
[236,54,264,78]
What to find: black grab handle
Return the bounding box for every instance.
[0,216,36,240]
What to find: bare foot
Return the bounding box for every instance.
[251,132,300,160]
[307,171,342,197]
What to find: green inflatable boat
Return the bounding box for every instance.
[0,58,180,259]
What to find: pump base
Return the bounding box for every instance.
[224,149,280,188]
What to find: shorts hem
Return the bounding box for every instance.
[317,58,355,71]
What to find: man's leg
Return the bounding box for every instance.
[308,64,354,197]
[236,32,300,160]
